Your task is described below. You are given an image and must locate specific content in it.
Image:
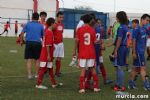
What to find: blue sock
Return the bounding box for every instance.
[116,67,124,87]
[144,79,150,88]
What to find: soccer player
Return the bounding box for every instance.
[53,11,64,77]
[128,14,150,90]
[20,12,44,79]
[15,21,18,36]
[39,11,47,29]
[0,21,10,36]
[36,18,62,89]
[95,18,113,85]
[113,11,128,91]
[146,17,150,60]
[73,14,100,93]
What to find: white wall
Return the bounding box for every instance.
[0,0,57,37]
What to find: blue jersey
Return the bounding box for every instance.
[95,25,101,43]
[22,21,44,43]
[132,26,150,53]
[114,24,128,46]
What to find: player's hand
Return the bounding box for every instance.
[132,53,137,59]
[113,51,117,58]
[47,56,51,62]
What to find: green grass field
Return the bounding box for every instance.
[0,37,150,100]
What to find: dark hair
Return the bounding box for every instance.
[32,12,39,20]
[56,11,64,17]
[82,14,93,24]
[132,19,139,24]
[96,18,101,22]
[116,11,128,25]
[89,13,96,20]
[141,14,150,20]
[40,11,47,17]
[15,20,18,23]
[46,17,55,27]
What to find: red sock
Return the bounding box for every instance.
[37,67,47,85]
[93,74,99,88]
[79,76,85,89]
[55,60,61,75]
[48,68,56,85]
[85,70,92,89]
[100,63,107,84]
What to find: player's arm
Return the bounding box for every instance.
[20,24,27,46]
[73,29,80,56]
[132,29,138,59]
[46,45,51,62]
[113,27,123,57]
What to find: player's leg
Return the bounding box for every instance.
[26,59,33,79]
[0,30,6,35]
[33,42,42,78]
[140,66,150,90]
[128,67,138,89]
[6,30,8,36]
[88,59,100,92]
[78,59,86,93]
[54,43,63,76]
[36,62,48,89]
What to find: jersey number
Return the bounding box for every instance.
[84,33,90,45]
[96,33,101,40]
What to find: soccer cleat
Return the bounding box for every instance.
[94,88,101,92]
[69,56,77,67]
[120,86,126,91]
[35,85,48,89]
[28,75,33,80]
[128,80,137,89]
[79,89,85,94]
[113,85,120,91]
[144,79,150,91]
[52,83,63,88]
[52,84,58,88]
[34,74,38,78]
[113,85,126,91]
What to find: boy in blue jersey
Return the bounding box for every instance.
[20,12,44,79]
[95,18,112,85]
[113,11,129,91]
[128,14,150,90]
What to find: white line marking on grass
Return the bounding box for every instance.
[9,50,18,53]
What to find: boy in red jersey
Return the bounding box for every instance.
[39,11,47,29]
[36,18,62,89]
[73,14,100,93]
[0,21,10,36]
[53,11,64,77]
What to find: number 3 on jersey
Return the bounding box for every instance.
[84,33,90,45]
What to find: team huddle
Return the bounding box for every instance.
[18,11,150,93]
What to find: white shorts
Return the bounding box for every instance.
[78,59,95,68]
[147,39,150,47]
[40,62,53,68]
[54,43,64,58]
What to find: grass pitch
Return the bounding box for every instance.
[0,37,150,100]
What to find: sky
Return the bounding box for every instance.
[59,0,150,13]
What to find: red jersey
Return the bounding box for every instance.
[4,24,10,30]
[40,29,54,62]
[76,24,96,59]
[39,20,47,30]
[53,22,64,44]
[15,23,18,30]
